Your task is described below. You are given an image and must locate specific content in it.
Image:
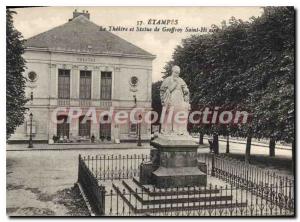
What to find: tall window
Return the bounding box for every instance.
[57,116,69,138]
[99,115,111,140]
[58,69,70,99]
[101,72,112,100]
[80,71,91,99]
[79,116,91,137]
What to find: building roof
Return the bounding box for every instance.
[25,15,155,58]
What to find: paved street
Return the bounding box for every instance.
[194,138,292,158]
[197,139,293,176]
[6,143,151,151]
[218,140,292,158]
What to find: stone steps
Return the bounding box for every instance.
[109,179,247,215]
[123,181,232,205]
[123,180,232,204]
[132,177,220,196]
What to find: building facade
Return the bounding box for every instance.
[9,10,155,143]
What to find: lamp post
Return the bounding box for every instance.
[28,112,34,148]
[137,114,142,146]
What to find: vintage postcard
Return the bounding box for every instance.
[6,6,295,217]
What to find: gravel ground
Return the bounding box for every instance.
[6,148,150,216]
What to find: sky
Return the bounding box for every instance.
[13,6,263,82]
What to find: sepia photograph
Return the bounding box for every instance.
[6,6,295,217]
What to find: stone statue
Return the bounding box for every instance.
[141,66,206,188]
[160,65,190,136]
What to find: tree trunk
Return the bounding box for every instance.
[292,140,295,174]
[199,133,204,145]
[226,134,230,153]
[245,127,252,163]
[269,137,276,157]
[213,133,219,154]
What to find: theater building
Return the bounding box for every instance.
[9,10,155,143]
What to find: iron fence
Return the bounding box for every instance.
[103,180,294,216]
[78,153,295,216]
[78,154,106,215]
[214,154,294,187]
[197,153,294,210]
[83,154,150,181]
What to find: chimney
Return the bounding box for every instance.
[70,9,90,21]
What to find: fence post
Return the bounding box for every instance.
[109,189,113,215]
[78,154,81,183]
[211,154,215,176]
[100,186,106,215]
[77,154,107,216]
[246,168,249,189]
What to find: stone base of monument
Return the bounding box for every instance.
[152,167,207,188]
[140,135,207,188]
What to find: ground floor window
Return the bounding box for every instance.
[79,116,91,138]
[99,115,111,140]
[57,116,69,138]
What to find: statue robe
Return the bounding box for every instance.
[160,76,190,135]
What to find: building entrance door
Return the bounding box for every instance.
[99,115,111,141]
[57,115,69,138]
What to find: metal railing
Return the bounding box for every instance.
[58,99,70,106]
[198,153,294,207]
[78,153,294,216]
[83,154,150,181]
[78,154,106,215]
[105,180,294,216]
[56,99,112,108]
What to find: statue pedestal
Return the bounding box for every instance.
[140,135,207,188]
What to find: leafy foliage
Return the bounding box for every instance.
[6,9,28,139]
[163,7,294,144]
[151,81,162,119]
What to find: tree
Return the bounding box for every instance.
[151,81,162,123]
[6,9,28,139]
[269,137,276,157]
[246,7,295,157]
[199,132,204,145]
[164,7,294,163]
[164,17,252,154]
[245,127,252,163]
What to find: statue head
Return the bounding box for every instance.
[171,65,180,78]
